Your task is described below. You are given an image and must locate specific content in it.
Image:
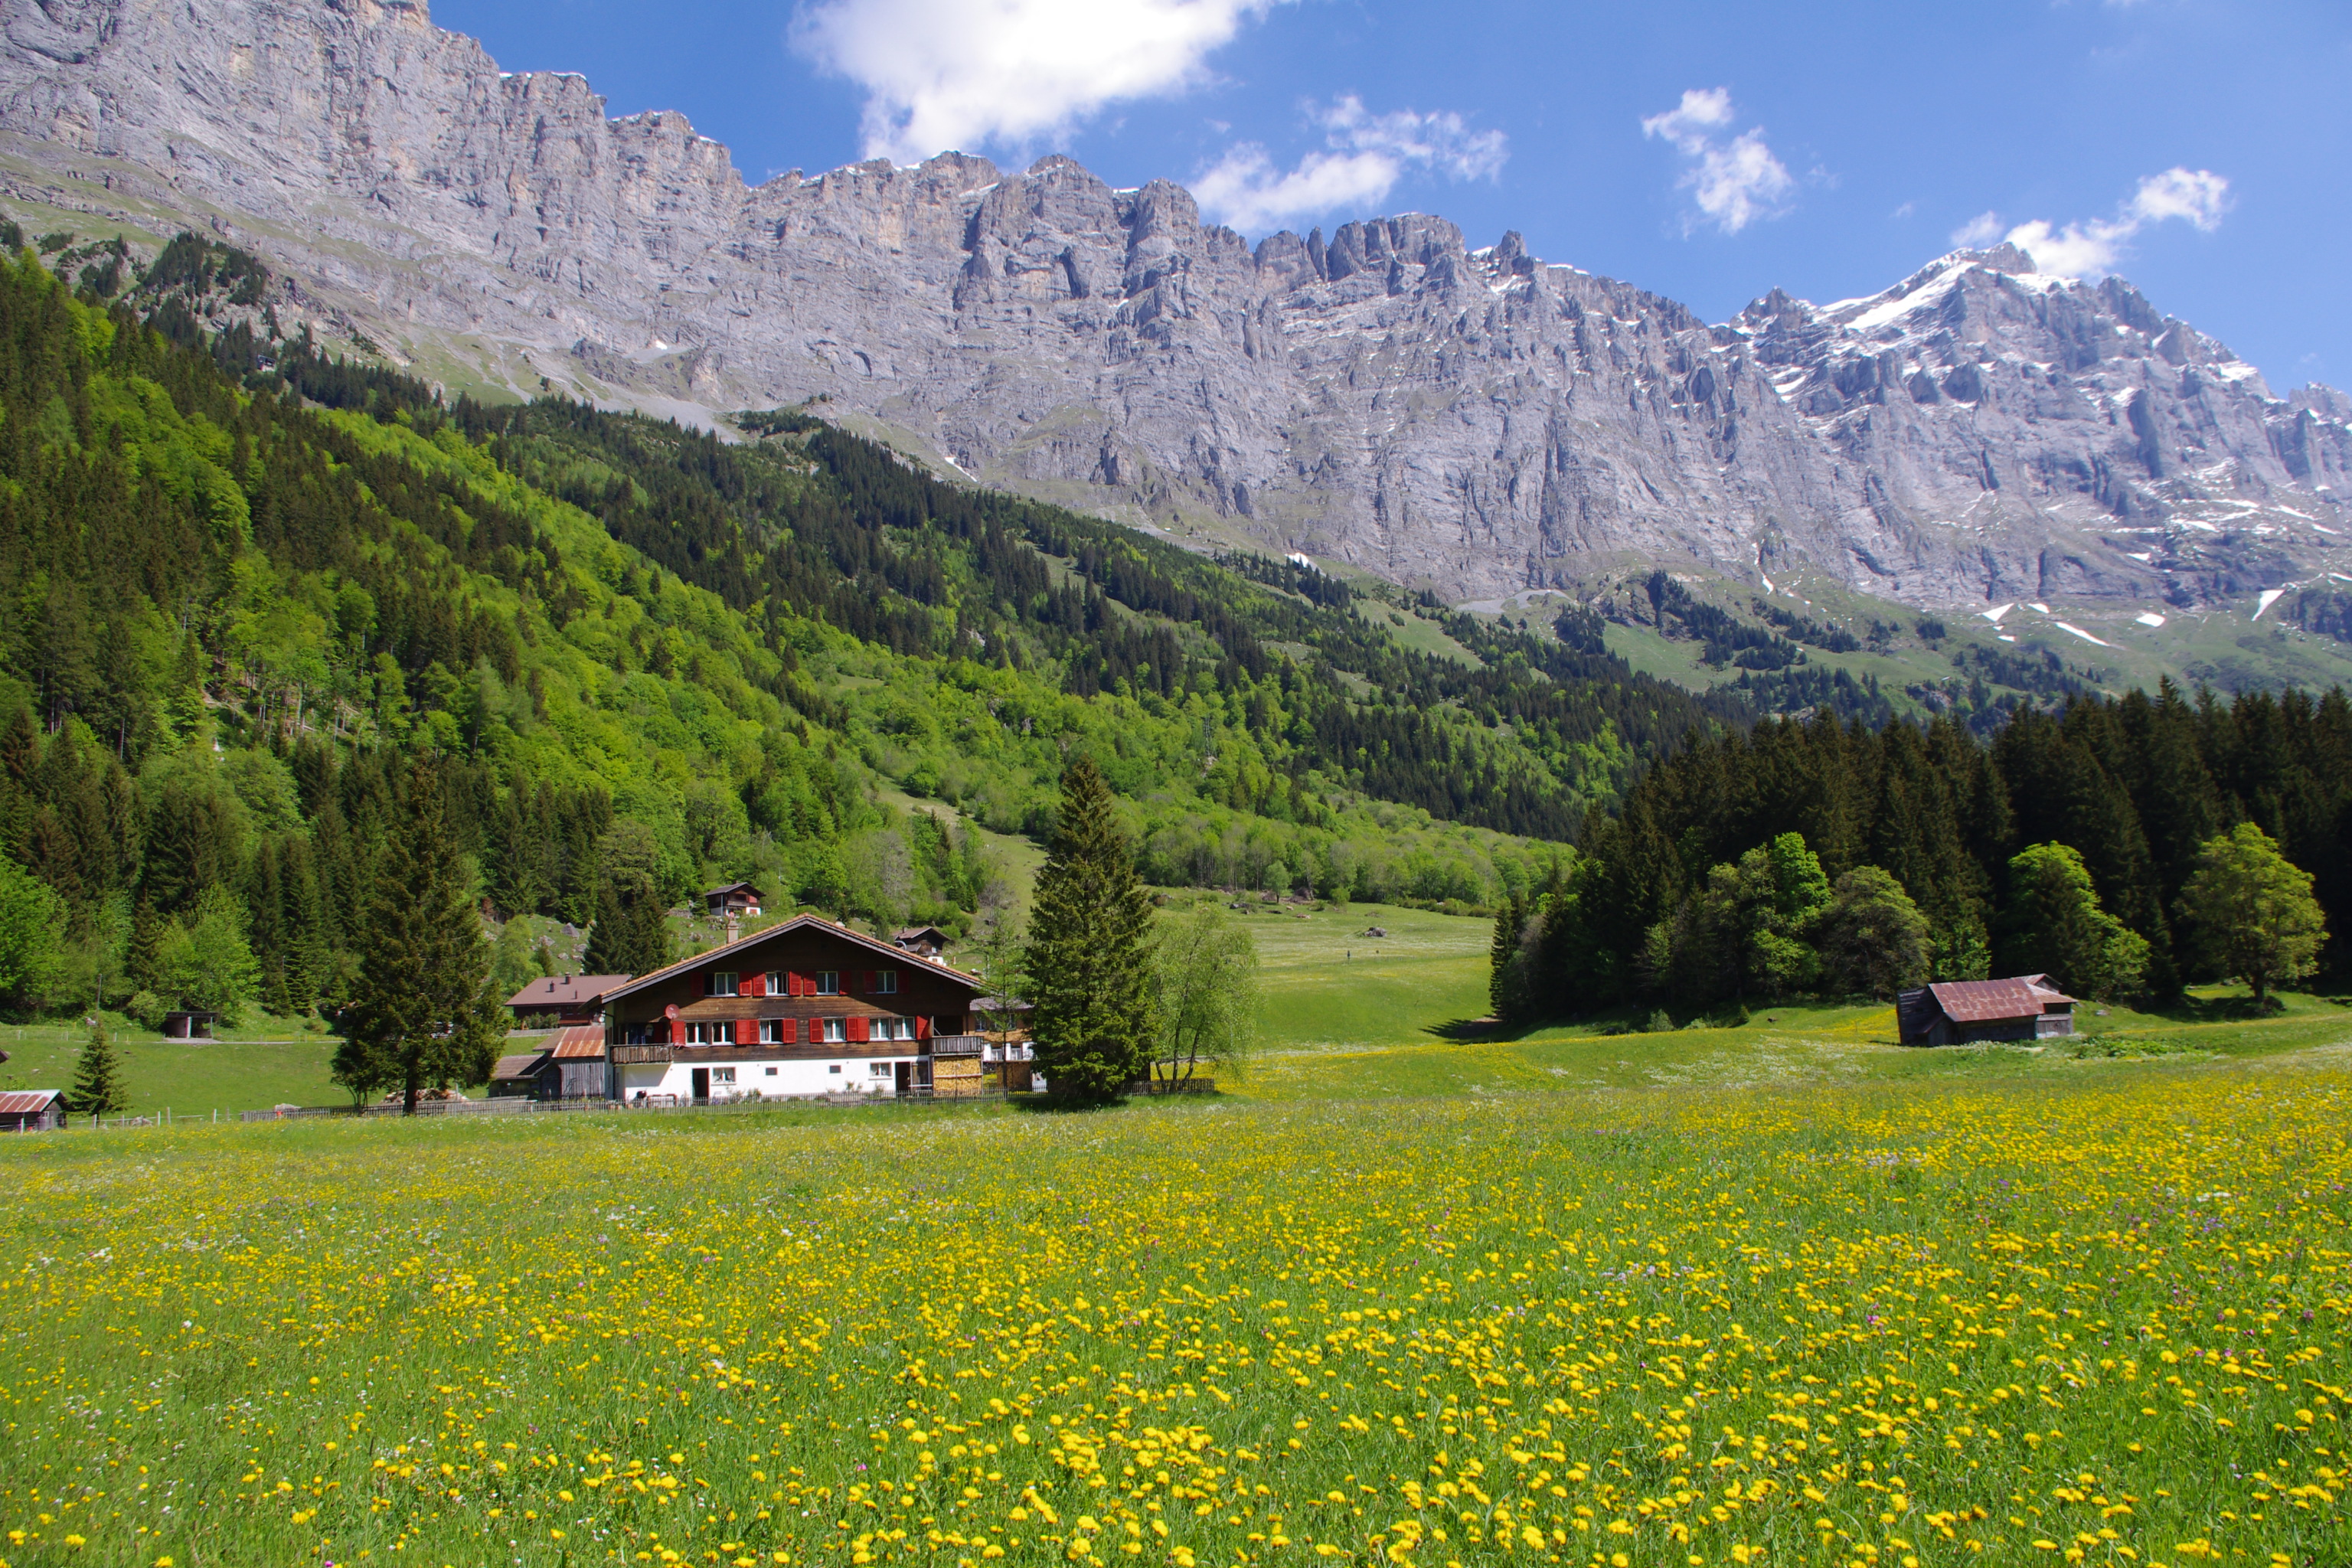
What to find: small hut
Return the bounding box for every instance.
[1896,975,2076,1046]
[162,1010,218,1040]
[0,1089,66,1132]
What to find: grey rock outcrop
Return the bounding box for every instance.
[1,0,2344,609]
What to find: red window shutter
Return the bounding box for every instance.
[915,1014,930,1041]
[743,972,764,998]
[848,1015,869,1044]
[781,1018,798,1045]
[728,1018,746,1046]
[788,971,808,997]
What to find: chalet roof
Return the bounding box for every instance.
[0,1089,59,1114]
[599,913,985,1004]
[1926,975,2074,1024]
[506,974,633,1009]
[490,1050,551,1083]
[893,925,949,942]
[548,1025,606,1060]
[703,880,766,898]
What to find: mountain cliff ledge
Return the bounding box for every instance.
[2,0,2347,609]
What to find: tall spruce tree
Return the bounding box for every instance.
[1024,756,1157,1100]
[336,761,501,1113]
[69,1014,126,1119]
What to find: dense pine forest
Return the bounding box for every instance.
[1491,686,2352,1022]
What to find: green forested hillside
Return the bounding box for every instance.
[0,236,1757,1022]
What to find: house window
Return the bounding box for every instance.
[873,969,898,995]
[870,1061,893,1077]
[763,972,782,995]
[828,1064,841,1076]
[820,1018,846,1044]
[685,1021,736,1045]
[815,970,841,995]
[764,1066,778,1076]
[625,1024,648,1046]
[707,972,739,998]
[758,1018,786,1045]
[874,1018,913,1041]
[710,1067,736,1084]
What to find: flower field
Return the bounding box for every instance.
[1,1068,2346,1568]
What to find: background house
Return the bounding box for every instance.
[701,881,765,919]
[506,974,631,1027]
[1897,976,2077,1046]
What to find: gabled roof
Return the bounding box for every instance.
[703,880,766,897]
[549,1025,606,1060]
[599,912,985,1004]
[508,974,633,1009]
[1926,975,2075,1024]
[0,1089,59,1114]
[893,925,950,942]
[490,1050,552,1083]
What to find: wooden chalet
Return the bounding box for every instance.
[0,1089,64,1132]
[701,881,766,919]
[1897,975,2077,1047]
[597,914,1014,1102]
[892,925,951,959]
[506,974,632,1027]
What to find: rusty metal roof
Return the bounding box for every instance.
[0,1090,59,1114]
[548,1025,606,1060]
[1926,975,2074,1023]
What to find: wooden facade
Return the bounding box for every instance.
[0,1089,64,1132]
[1897,975,2076,1047]
[596,914,1008,1102]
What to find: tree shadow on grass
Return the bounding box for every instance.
[2125,991,2289,1025]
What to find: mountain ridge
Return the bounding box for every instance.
[2,0,2347,611]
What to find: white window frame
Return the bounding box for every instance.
[815,970,841,995]
[870,1061,894,1077]
[758,1018,785,1045]
[874,1018,912,1041]
[710,1067,736,1084]
[820,1018,845,1044]
[874,969,899,995]
[708,972,739,998]
[763,972,782,996]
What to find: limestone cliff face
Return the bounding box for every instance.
[2,0,2346,608]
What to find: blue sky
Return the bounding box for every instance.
[436,0,2350,390]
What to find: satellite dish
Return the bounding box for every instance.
[664,1004,681,1021]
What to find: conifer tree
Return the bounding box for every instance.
[125,892,163,991]
[1024,756,1157,1100]
[336,760,501,1113]
[69,1014,126,1119]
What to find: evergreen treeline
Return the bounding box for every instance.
[1493,683,2352,1021]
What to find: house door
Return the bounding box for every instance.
[893,1061,912,1096]
[691,1068,710,1102]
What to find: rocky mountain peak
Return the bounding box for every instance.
[0,0,2344,610]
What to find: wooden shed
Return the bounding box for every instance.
[1897,975,2076,1046]
[162,1010,218,1040]
[0,1089,66,1132]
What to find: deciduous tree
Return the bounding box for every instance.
[1999,842,2150,1001]
[1153,901,1258,1086]
[2176,822,2328,1007]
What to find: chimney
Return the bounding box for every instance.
[724,913,740,945]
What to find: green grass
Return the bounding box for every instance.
[0,1014,344,1117]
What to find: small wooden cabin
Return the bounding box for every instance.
[162,1010,218,1040]
[0,1089,65,1132]
[893,925,951,959]
[1897,975,2076,1046]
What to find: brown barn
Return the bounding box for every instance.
[1897,975,2077,1046]
[0,1089,65,1132]
[597,914,1014,1101]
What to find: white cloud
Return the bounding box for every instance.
[1641,87,1792,234]
[1950,210,2004,247]
[791,0,1286,164]
[1191,96,1508,231]
[2002,167,2232,278]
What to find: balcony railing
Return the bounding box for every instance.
[609,1044,672,1065]
[929,1034,985,1057]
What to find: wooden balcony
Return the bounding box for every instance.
[609,1044,672,1065]
[928,1034,985,1057]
